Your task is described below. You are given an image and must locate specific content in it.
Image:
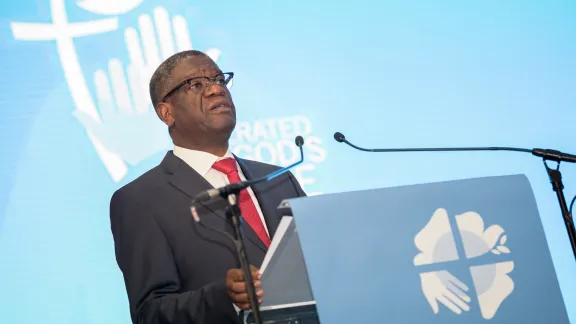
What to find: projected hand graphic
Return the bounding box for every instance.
[419,271,471,315]
[122,7,221,90]
[73,7,222,168]
[73,59,170,166]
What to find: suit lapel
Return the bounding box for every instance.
[162,151,229,224]
[161,151,268,254]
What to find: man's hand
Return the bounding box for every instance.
[226,265,264,310]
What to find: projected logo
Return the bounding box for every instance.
[8,0,326,192]
[413,208,514,320]
[9,0,218,183]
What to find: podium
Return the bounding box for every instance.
[248,174,570,323]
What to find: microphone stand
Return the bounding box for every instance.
[333,132,576,261]
[224,193,263,324]
[190,136,306,324]
[543,160,576,262]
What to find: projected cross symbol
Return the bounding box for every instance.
[10,0,221,183]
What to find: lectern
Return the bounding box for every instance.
[248,174,570,324]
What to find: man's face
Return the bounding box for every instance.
[162,55,236,140]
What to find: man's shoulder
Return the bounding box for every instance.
[238,158,283,173]
[239,157,306,197]
[112,165,165,201]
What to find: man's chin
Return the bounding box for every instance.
[210,118,236,137]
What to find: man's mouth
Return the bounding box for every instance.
[209,101,231,111]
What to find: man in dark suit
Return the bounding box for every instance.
[110,50,307,324]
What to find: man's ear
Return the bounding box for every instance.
[156,102,175,127]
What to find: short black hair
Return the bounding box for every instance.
[149,50,207,108]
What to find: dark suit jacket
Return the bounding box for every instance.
[110,151,306,324]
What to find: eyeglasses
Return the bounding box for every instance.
[161,72,234,102]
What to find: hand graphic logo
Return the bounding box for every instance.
[414,208,515,320]
[419,271,471,315]
[11,1,222,182]
[71,6,221,178]
[73,59,170,167]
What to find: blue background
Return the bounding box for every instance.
[290,175,569,323]
[0,0,575,323]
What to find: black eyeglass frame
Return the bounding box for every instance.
[161,72,234,103]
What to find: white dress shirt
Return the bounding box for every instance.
[173,145,269,236]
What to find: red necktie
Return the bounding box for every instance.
[212,158,271,247]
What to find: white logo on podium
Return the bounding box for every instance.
[414,208,514,319]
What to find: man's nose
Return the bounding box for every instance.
[204,82,226,97]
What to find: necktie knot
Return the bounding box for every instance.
[212,158,238,175]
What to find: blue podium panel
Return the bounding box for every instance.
[288,174,570,323]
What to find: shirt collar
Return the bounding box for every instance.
[173,145,235,177]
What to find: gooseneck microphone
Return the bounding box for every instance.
[191,135,305,219]
[334,132,576,162]
[333,131,576,261]
[190,135,305,324]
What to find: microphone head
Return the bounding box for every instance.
[333,132,345,143]
[295,135,304,147]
